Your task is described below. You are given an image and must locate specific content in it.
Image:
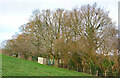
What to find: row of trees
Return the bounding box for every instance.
[2,3,119,76]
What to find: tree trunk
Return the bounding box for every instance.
[90,69,92,74]
[83,68,85,72]
[105,70,107,77]
[18,53,25,59]
[27,56,32,61]
[96,70,98,76]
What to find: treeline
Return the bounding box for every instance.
[2,3,119,76]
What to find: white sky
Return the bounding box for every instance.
[0,0,119,43]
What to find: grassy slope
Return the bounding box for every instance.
[2,54,92,76]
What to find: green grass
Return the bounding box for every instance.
[2,54,92,76]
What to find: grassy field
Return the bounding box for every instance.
[2,54,92,76]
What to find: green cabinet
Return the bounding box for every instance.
[48,58,54,65]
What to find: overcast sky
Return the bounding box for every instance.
[0,0,119,43]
